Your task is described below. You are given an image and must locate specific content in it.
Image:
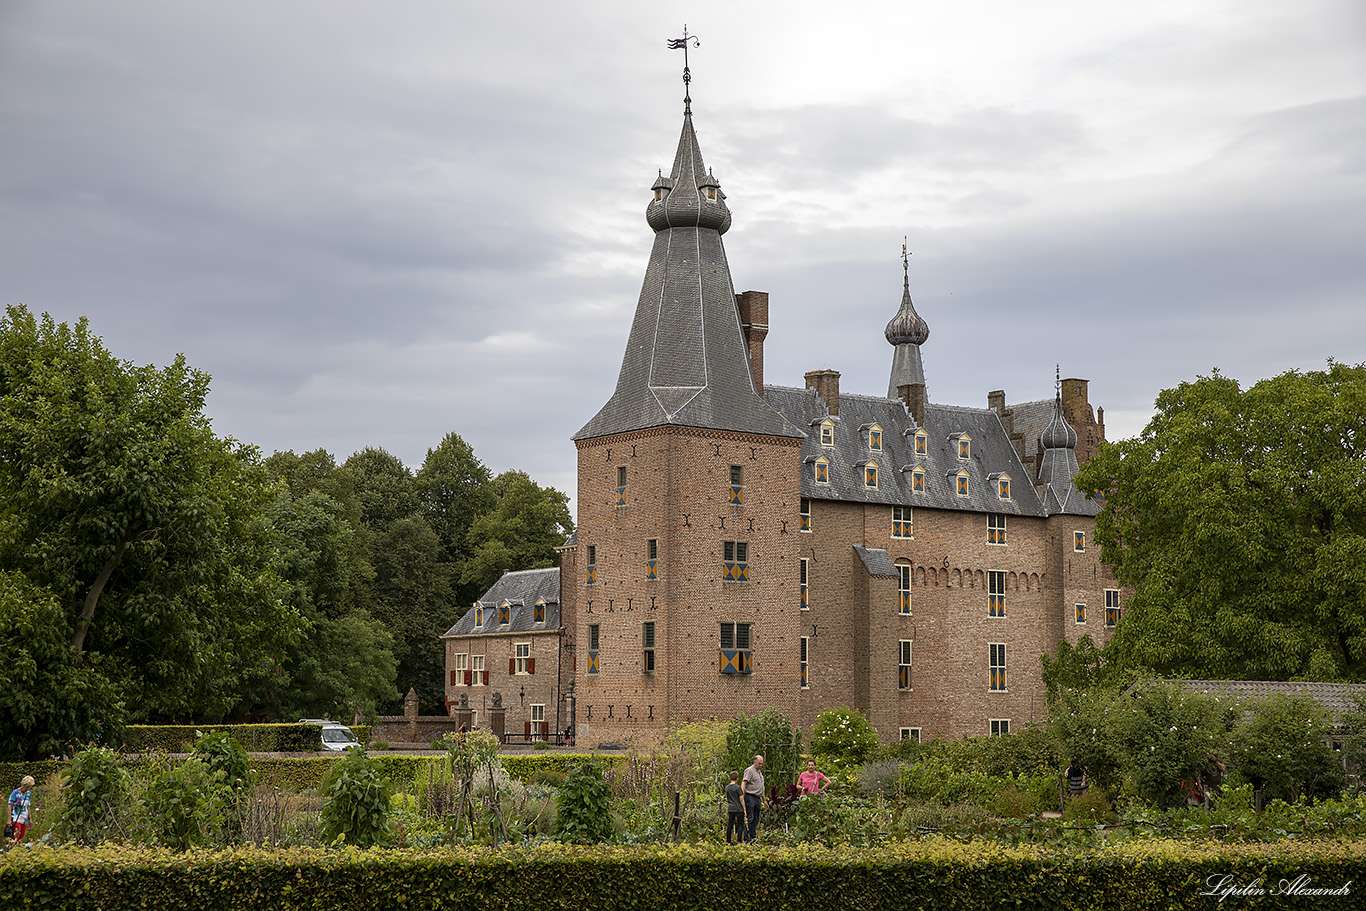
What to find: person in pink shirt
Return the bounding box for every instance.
[797,760,829,796]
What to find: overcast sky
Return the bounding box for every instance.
[3,1,1363,503]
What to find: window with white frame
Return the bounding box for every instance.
[642,621,656,672]
[1106,589,1121,626]
[452,653,468,686]
[1074,531,1085,552]
[990,719,1011,736]
[800,497,811,532]
[1075,603,1086,624]
[892,505,912,538]
[515,642,531,674]
[898,640,913,690]
[898,563,911,615]
[800,558,809,610]
[988,513,1007,545]
[989,571,1006,617]
[800,636,809,689]
[472,654,485,686]
[900,728,921,742]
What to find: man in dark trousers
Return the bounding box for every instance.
[741,755,765,842]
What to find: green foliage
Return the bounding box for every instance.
[192,730,256,795]
[141,757,225,849]
[1076,362,1366,681]
[809,707,881,772]
[1063,787,1114,824]
[319,748,392,847]
[1041,635,1126,705]
[553,758,614,844]
[57,746,132,844]
[724,710,802,792]
[460,470,573,597]
[5,839,1366,910]
[123,724,321,754]
[1103,680,1236,808]
[0,570,126,760]
[1229,694,1344,802]
[0,305,303,727]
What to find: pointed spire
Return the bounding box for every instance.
[1036,365,1095,516]
[574,72,798,442]
[886,239,930,398]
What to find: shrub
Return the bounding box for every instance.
[1063,786,1113,824]
[192,730,255,796]
[320,748,392,847]
[57,746,132,844]
[1104,680,1236,808]
[857,759,902,799]
[723,710,801,791]
[809,707,881,773]
[1230,694,1344,803]
[993,786,1036,819]
[554,758,614,844]
[141,757,224,849]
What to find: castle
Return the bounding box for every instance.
[442,83,1120,747]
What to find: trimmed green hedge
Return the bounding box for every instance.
[503,752,624,783]
[122,724,324,754]
[1,839,1362,910]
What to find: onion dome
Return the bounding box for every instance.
[884,273,930,346]
[645,111,732,234]
[1040,395,1078,451]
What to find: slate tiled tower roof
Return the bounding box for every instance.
[574,105,801,441]
[1036,394,1100,516]
[885,258,930,398]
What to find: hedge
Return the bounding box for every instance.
[1,839,1362,910]
[121,724,325,754]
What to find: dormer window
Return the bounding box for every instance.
[995,474,1011,500]
[705,186,718,202]
[534,599,546,624]
[864,460,879,489]
[814,457,830,485]
[868,424,883,452]
[820,419,835,446]
[914,430,927,456]
[956,469,970,497]
[956,434,972,461]
[911,467,925,493]
[498,603,511,626]
[474,607,484,628]
[653,188,665,202]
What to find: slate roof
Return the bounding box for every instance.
[1165,680,1366,722]
[1006,398,1057,464]
[574,108,801,442]
[1037,398,1100,517]
[854,545,899,578]
[442,568,562,637]
[763,385,1049,516]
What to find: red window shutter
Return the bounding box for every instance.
[463,670,471,686]
[509,657,516,675]
[449,670,457,685]
[524,721,531,738]
[482,670,489,685]
[527,657,536,674]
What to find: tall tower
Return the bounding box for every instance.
[569,65,804,746]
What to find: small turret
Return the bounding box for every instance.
[887,242,930,409]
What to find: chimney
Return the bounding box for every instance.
[987,390,1005,415]
[735,291,769,395]
[805,369,840,416]
[1060,378,1092,426]
[897,382,925,426]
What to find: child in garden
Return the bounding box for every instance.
[724,771,745,844]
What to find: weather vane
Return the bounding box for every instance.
[668,26,700,110]
[1056,364,1062,400]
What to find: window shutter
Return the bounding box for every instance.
[528,657,536,674]
[509,658,516,675]
[463,670,472,686]
[449,670,457,685]
[524,721,531,738]
[482,670,489,685]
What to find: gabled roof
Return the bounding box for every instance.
[574,108,801,442]
[763,385,1048,516]
[442,568,562,637]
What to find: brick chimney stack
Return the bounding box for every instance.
[805,369,841,416]
[897,382,925,426]
[735,291,769,395]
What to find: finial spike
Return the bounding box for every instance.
[1055,365,1062,401]
[901,237,910,287]
[668,27,700,111]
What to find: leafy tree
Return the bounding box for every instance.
[461,470,573,598]
[1076,363,1366,681]
[0,306,302,726]
[417,432,493,606]
[1230,694,1344,802]
[369,515,451,712]
[192,729,256,796]
[0,570,125,759]
[340,447,418,530]
[1041,635,1118,706]
[809,707,881,772]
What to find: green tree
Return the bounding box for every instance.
[460,470,573,598]
[1103,680,1235,807]
[417,432,493,606]
[0,306,302,728]
[1230,694,1344,803]
[809,707,881,772]
[369,515,451,712]
[1076,363,1366,681]
[724,710,802,793]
